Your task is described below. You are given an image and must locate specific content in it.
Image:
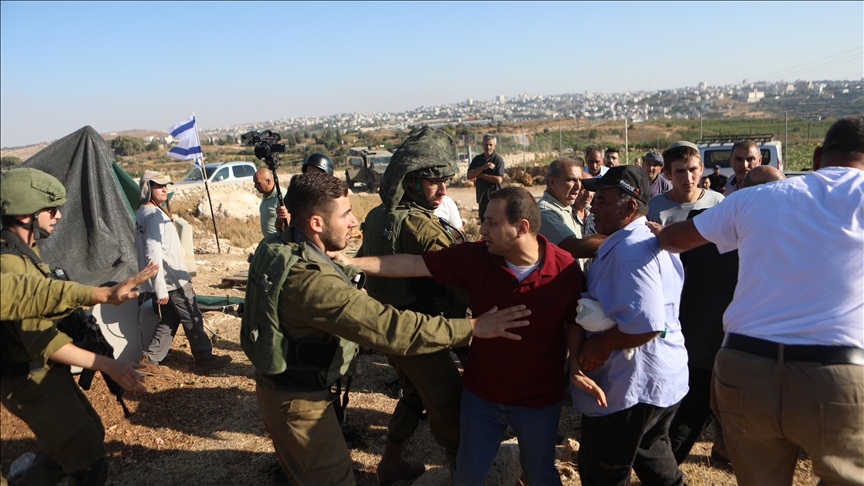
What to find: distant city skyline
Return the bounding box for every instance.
[2,1,862,147]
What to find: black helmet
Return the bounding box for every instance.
[302,153,334,176]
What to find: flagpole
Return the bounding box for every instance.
[192,114,221,254]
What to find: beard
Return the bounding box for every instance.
[320,224,347,252]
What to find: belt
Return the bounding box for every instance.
[722,333,864,366]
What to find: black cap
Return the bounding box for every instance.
[582,165,650,205]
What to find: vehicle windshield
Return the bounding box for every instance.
[182,166,219,181]
[369,156,391,169]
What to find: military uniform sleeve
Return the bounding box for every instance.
[0,273,94,321]
[400,212,452,255]
[0,255,73,365]
[279,261,473,355]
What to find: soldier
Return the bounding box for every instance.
[1,168,146,486]
[358,128,467,483]
[242,171,530,485]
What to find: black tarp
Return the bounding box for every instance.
[22,126,138,286]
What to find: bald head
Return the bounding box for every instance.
[253,168,275,194]
[742,166,786,188]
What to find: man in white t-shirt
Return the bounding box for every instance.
[656,115,864,486]
[433,195,464,237]
[647,141,724,226]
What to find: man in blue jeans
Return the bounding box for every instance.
[341,187,604,485]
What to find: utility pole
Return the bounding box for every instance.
[624,115,629,165]
[558,118,562,155]
[700,113,703,139]
[784,111,788,167]
[521,126,526,171]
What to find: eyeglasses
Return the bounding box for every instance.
[40,207,61,217]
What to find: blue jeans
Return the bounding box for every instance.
[453,388,563,486]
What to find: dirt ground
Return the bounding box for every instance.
[0,186,819,486]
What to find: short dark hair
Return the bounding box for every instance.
[731,140,759,154]
[585,144,603,159]
[662,145,701,170]
[546,158,580,180]
[605,147,619,155]
[489,187,541,234]
[286,172,348,224]
[822,115,864,155]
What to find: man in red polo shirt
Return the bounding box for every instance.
[341,187,604,485]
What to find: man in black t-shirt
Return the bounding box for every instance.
[467,134,505,223]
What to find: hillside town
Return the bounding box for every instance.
[200,79,861,143]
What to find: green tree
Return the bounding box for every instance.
[109,136,146,156]
[1,156,22,170]
[220,135,234,146]
[145,139,161,152]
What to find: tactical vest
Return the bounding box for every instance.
[241,231,358,389]
[359,204,433,307]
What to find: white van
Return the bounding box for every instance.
[697,135,783,179]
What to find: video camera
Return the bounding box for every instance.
[241,130,285,171]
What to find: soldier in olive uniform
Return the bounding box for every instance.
[242,172,531,485]
[1,168,146,486]
[357,128,467,483]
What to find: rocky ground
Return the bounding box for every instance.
[0,185,818,486]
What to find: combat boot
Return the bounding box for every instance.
[194,354,232,372]
[376,438,425,486]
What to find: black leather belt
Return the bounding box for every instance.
[722,333,864,366]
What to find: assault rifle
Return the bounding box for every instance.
[53,269,132,418]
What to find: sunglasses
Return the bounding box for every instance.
[41,207,61,217]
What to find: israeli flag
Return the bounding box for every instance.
[167,114,203,161]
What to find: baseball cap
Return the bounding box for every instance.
[714,165,721,170]
[581,165,650,205]
[643,152,664,166]
[140,171,173,186]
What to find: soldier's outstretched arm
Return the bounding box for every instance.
[334,253,431,278]
[90,262,159,306]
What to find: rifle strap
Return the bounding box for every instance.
[0,229,52,277]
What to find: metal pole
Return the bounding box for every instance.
[624,115,629,165]
[700,113,703,139]
[784,111,788,167]
[200,164,222,253]
[558,119,562,155]
[521,126,526,171]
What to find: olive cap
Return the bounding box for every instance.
[0,168,67,216]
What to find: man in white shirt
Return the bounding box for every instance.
[657,116,864,486]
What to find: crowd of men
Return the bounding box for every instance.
[1,116,862,486]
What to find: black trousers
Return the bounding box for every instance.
[669,366,715,464]
[579,401,685,486]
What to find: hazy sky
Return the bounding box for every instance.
[2,1,862,147]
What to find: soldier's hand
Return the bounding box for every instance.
[327,251,350,265]
[105,360,147,393]
[91,263,159,306]
[645,220,664,236]
[470,305,531,340]
[571,369,607,407]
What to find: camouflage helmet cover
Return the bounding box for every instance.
[0,168,67,216]
[379,127,458,210]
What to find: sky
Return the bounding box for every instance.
[2,1,862,148]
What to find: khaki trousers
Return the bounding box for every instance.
[255,374,355,486]
[387,349,463,465]
[1,366,106,485]
[712,347,864,485]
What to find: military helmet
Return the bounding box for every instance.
[0,168,67,216]
[302,153,334,176]
[379,128,458,210]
